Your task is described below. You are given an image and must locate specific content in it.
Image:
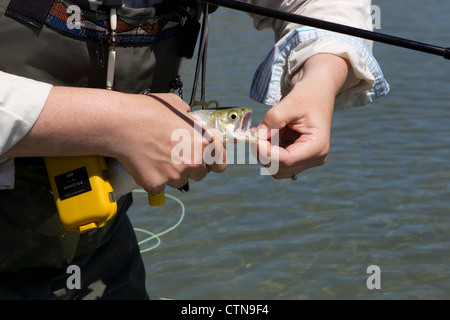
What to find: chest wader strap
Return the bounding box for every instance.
[6,0,55,29]
[5,0,186,45]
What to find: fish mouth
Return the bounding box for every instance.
[233,110,257,142]
[240,111,252,132]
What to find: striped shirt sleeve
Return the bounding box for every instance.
[250,27,390,110]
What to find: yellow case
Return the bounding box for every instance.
[44,156,117,233]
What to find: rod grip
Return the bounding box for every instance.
[148,192,166,206]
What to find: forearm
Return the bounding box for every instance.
[293,53,350,93]
[282,53,350,122]
[1,85,226,193]
[1,86,134,159]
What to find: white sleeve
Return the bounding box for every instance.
[0,71,53,189]
[245,0,390,109]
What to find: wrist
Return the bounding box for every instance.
[291,53,350,97]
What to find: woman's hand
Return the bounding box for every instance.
[113,93,228,195]
[2,88,227,194]
[255,53,350,179]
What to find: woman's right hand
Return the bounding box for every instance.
[111,93,228,195]
[1,87,228,194]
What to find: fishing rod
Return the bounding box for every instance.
[197,0,450,60]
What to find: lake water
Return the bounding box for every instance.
[128,1,450,299]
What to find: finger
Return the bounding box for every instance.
[129,168,165,196]
[255,139,273,166]
[189,164,210,182]
[255,139,284,177]
[145,183,166,197]
[257,104,299,134]
[203,128,228,173]
[272,166,298,180]
[272,141,328,180]
[167,174,189,190]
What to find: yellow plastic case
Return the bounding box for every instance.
[44,156,117,233]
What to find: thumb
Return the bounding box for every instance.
[257,105,293,140]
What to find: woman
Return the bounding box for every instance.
[0,0,388,299]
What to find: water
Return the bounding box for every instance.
[128,1,450,299]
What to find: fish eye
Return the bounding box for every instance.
[228,112,238,121]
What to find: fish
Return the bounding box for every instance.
[190,107,257,143]
[108,107,257,199]
[106,107,257,199]
[41,107,257,248]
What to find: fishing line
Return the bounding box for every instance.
[132,190,186,253]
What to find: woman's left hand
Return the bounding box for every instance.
[255,53,350,179]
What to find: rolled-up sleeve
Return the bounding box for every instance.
[245,0,390,109]
[0,71,53,189]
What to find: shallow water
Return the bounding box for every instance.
[128,1,450,299]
